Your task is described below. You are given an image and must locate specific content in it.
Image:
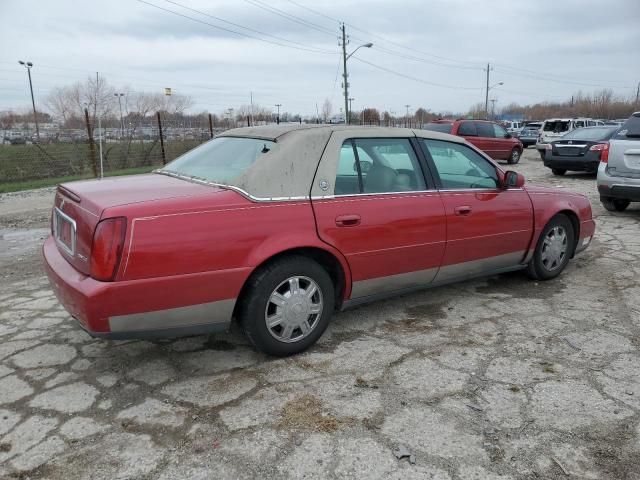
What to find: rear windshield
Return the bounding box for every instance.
[422,123,453,134]
[543,121,570,133]
[159,136,275,183]
[614,114,640,140]
[562,127,618,141]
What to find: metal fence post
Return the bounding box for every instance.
[208,113,214,139]
[157,112,166,165]
[84,108,98,177]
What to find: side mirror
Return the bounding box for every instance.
[504,170,525,188]
[504,133,512,139]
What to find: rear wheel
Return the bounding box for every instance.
[551,168,566,176]
[526,214,574,280]
[507,148,521,165]
[602,198,630,212]
[238,255,335,356]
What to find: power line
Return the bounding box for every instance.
[494,64,634,89]
[135,0,336,54]
[283,0,483,69]
[162,0,335,54]
[351,56,482,91]
[243,0,337,37]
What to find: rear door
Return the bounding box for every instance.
[419,138,533,282]
[311,132,446,300]
[608,113,640,176]
[491,123,513,160]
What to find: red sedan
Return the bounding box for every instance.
[44,125,595,355]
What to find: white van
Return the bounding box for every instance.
[502,120,524,135]
[535,118,604,159]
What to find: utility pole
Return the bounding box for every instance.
[484,62,490,120]
[114,93,125,138]
[636,81,639,107]
[250,91,254,127]
[405,104,410,128]
[341,23,349,124]
[348,98,354,123]
[275,103,282,124]
[490,99,497,120]
[18,61,39,141]
[96,72,103,178]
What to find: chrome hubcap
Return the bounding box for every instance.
[541,226,568,271]
[265,276,323,343]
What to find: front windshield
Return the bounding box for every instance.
[159,136,275,183]
[562,127,616,141]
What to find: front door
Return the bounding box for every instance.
[419,138,534,283]
[311,134,446,300]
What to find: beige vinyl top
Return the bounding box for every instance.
[216,125,466,200]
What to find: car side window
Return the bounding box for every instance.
[476,122,495,138]
[493,123,508,138]
[422,139,499,190]
[458,121,477,136]
[335,138,426,195]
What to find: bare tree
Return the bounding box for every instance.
[321,98,332,123]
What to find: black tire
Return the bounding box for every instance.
[601,198,630,212]
[507,148,521,165]
[238,255,335,356]
[551,168,566,176]
[526,214,575,281]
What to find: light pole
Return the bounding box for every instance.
[114,93,125,138]
[341,24,372,124]
[18,60,39,141]
[405,104,411,127]
[348,98,354,123]
[275,103,282,124]
[485,81,503,119]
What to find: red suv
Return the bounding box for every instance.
[424,119,524,164]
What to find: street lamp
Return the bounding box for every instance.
[114,93,125,138]
[18,60,39,141]
[405,104,411,128]
[485,81,503,119]
[275,103,282,124]
[341,24,373,125]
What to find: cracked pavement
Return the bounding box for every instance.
[1,149,639,479]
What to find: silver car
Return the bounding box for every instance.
[597,112,640,211]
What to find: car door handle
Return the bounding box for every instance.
[454,206,472,216]
[335,214,361,227]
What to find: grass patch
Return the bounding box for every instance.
[0,166,156,194]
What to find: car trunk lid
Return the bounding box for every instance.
[607,114,640,176]
[52,173,224,275]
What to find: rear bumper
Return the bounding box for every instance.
[519,138,536,147]
[597,164,640,201]
[43,236,245,339]
[544,155,599,172]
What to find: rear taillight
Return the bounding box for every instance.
[90,217,126,281]
[591,142,609,163]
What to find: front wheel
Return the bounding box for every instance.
[508,148,521,165]
[526,214,574,280]
[601,198,630,212]
[238,255,335,356]
[551,168,566,176]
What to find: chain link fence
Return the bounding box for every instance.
[0,113,231,191]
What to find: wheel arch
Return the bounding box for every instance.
[234,246,350,319]
[557,209,580,257]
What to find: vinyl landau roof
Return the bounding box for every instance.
[216,124,464,200]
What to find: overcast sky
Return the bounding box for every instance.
[1,0,639,117]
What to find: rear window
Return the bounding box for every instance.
[543,121,570,133]
[160,136,275,183]
[615,114,640,140]
[562,127,618,141]
[422,123,453,134]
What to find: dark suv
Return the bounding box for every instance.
[423,119,524,164]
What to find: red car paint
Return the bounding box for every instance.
[43,135,594,340]
[431,119,523,160]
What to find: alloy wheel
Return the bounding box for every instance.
[540,226,568,271]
